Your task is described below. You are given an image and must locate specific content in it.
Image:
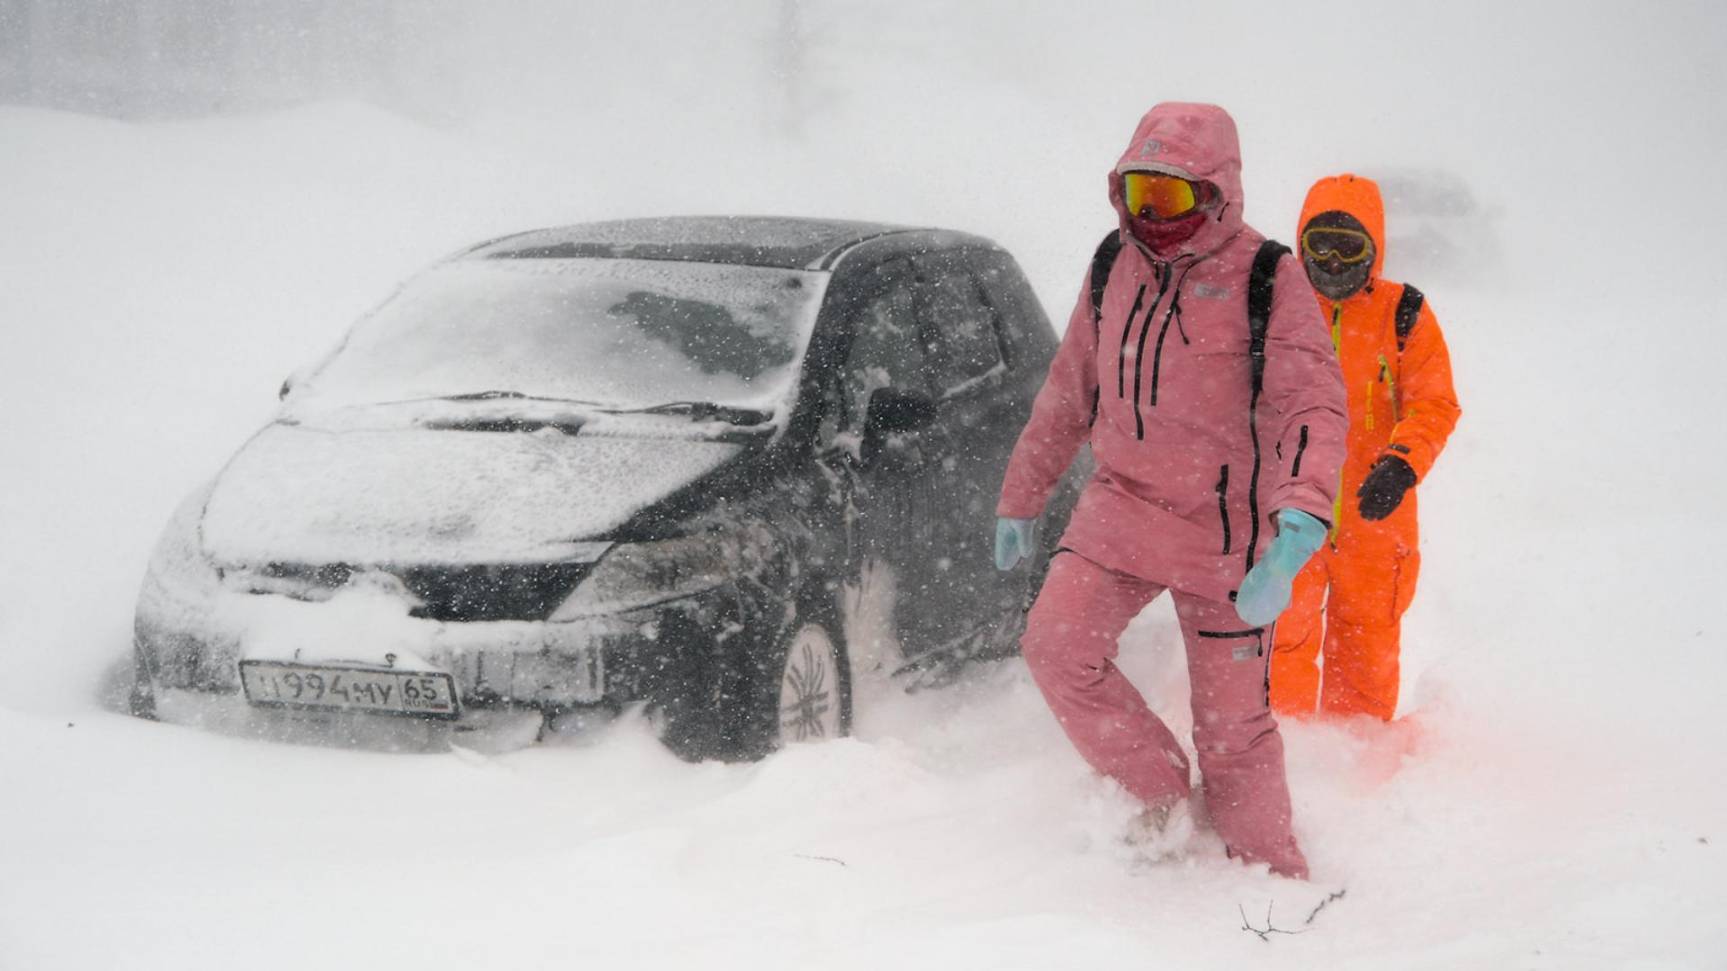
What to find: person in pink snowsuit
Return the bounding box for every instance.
[994,103,1347,879]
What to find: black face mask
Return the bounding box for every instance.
[1303,253,1372,301]
[1301,211,1375,301]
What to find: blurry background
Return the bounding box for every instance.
[2,3,1724,968]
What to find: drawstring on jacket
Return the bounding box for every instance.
[1146,259,1202,410]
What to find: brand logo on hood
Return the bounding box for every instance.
[1139,138,1164,158]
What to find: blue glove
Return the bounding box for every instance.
[994,517,1037,571]
[1234,509,1327,627]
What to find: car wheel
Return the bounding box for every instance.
[656,588,852,763]
[775,618,847,745]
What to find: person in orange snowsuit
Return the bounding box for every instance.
[1269,174,1461,721]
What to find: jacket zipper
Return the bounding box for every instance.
[1241,257,1273,574]
[1379,353,1399,422]
[1150,303,1177,407]
[1216,464,1232,554]
[1129,267,1172,440]
[1116,283,1148,399]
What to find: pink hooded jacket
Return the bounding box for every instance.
[999,104,1347,605]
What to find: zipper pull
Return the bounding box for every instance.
[1379,352,1399,422]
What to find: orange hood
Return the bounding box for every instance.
[1298,173,1386,278]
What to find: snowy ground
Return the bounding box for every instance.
[3,3,1725,968]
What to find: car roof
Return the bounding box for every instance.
[460,216,995,271]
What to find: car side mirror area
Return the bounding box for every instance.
[866,388,937,436]
[859,388,937,468]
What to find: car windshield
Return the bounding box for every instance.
[294,258,829,417]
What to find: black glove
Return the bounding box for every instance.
[1356,454,1416,521]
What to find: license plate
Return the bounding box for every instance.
[240,661,459,719]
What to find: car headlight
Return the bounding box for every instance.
[137,481,223,617]
[549,535,731,620]
[135,481,249,691]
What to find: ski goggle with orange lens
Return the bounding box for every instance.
[1123,172,1203,219]
[1301,226,1374,264]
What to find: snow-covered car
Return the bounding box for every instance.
[131,217,1078,759]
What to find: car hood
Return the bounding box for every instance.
[200,423,745,566]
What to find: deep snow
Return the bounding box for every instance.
[3,2,1725,968]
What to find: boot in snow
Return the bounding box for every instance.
[1124,800,1195,862]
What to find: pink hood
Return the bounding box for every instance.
[1108,103,1247,261]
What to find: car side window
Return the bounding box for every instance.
[841,284,933,431]
[969,254,1056,373]
[914,271,1006,394]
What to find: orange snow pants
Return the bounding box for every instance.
[1269,512,1419,721]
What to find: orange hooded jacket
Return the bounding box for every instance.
[1302,174,1458,502]
[1269,174,1461,720]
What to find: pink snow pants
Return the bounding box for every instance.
[1022,551,1308,879]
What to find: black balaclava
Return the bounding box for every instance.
[1301,209,1375,301]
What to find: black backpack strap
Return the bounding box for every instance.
[1241,238,1288,574]
[1246,239,1289,400]
[1395,284,1424,354]
[1088,230,1124,327]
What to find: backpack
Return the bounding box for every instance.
[1394,284,1425,353]
[1089,233,1426,369]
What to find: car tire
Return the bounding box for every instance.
[657,586,852,763]
[129,641,158,721]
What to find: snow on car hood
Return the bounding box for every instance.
[200,423,743,566]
